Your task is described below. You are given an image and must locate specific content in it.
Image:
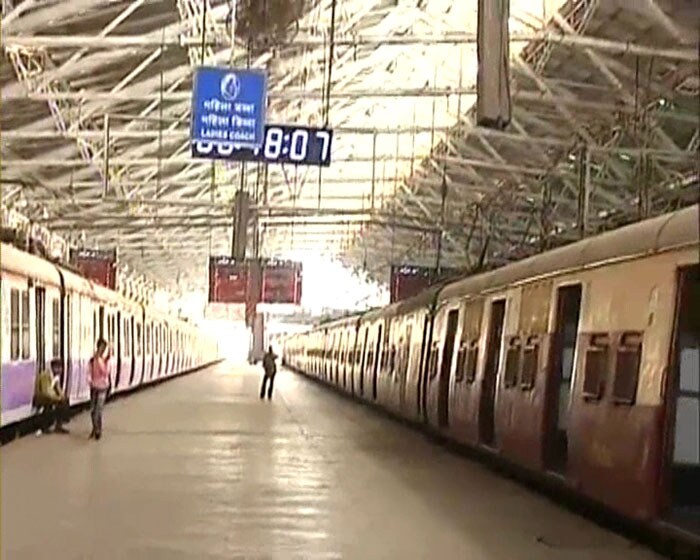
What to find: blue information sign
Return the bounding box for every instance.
[190,66,267,149]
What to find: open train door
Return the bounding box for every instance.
[418,313,433,423]
[662,264,700,530]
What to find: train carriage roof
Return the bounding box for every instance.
[1,242,62,288]
[439,204,699,303]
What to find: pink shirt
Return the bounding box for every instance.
[89,355,110,390]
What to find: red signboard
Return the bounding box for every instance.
[70,248,117,289]
[390,265,461,303]
[208,257,248,303]
[208,257,302,307]
[262,260,302,304]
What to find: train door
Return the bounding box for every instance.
[372,324,382,400]
[479,299,506,446]
[99,306,105,341]
[350,327,359,395]
[342,331,348,389]
[438,309,459,428]
[128,316,135,385]
[115,311,122,387]
[64,294,72,394]
[664,265,700,521]
[543,284,582,473]
[358,327,369,396]
[35,287,46,373]
[400,323,412,411]
[418,314,432,421]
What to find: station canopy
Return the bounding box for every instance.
[1,0,698,296]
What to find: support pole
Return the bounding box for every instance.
[102,113,110,197]
[323,0,338,127]
[434,171,448,277]
[476,0,511,129]
[577,145,591,237]
[371,130,377,210]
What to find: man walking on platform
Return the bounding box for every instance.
[260,346,278,400]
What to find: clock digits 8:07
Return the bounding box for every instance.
[264,127,309,161]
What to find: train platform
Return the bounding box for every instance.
[2,363,662,560]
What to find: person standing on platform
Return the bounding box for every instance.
[88,339,111,440]
[33,358,71,435]
[260,346,278,400]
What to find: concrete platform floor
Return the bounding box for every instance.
[2,362,661,559]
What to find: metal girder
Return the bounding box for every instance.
[3,31,696,61]
[1,0,697,299]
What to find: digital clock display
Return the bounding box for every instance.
[192,124,333,167]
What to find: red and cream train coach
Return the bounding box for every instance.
[282,204,700,536]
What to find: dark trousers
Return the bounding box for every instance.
[260,374,275,399]
[37,398,70,430]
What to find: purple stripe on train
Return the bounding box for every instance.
[1,360,36,412]
[1,358,95,414]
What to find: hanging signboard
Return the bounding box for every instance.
[208,257,303,307]
[208,256,248,304]
[70,248,117,290]
[192,124,333,167]
[262,260,302,304]
[191,66,268,153]
[389,265,461,303]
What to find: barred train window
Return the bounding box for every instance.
[10,289,20,360]
[124,320,131,358]
[583,334,609,400]
[465,344,479,383]
[455,343,467,382]
[52,298,61,358]
[520,337,539,390]
[612,332,643,404]
[504,337,521,388]
[21,290,30,359]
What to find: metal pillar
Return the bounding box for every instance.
[232,189,251,260]
[577,145,592,238]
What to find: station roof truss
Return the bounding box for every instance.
[1,0,698,293]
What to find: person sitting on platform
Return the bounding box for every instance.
[260,346,278,400]
[33,358,71,435]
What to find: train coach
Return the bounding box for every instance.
[282,204,700,537]
[0,242,218,429]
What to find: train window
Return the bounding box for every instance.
[582,333,610,401]
[429,343,440,379]
[10,289,20,360]
[520,337,539,390]
[389,344,397,375]
[503,336,521,388]
[21,290,30,360]
[52,298,60,358]
[124,320,131,358]
[612,332,643,405]
[465,343,479,383]
[455,342,467,382]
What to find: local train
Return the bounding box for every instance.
[281,204,700,538]
[1,242,218,429]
